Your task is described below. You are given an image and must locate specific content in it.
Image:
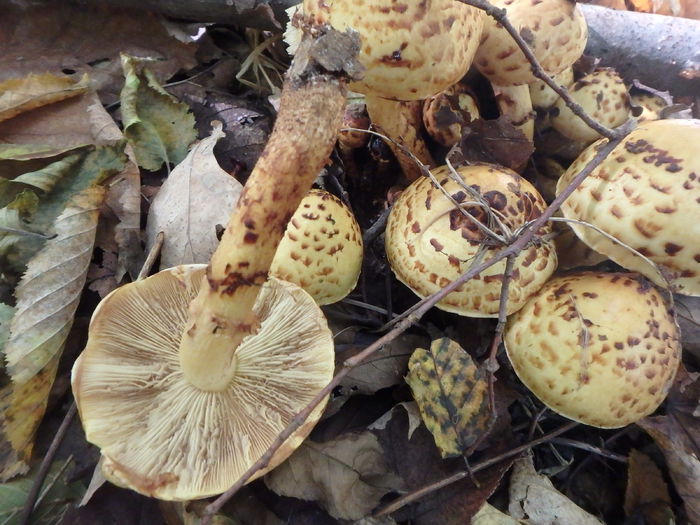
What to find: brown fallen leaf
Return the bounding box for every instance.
[264,432,402,520]
[0,73,89,123]
[638,367,700,524]
[624,449,675,525]
[145,121,243,269]
[676,294,700,358]
[509,453,604,524]
[472,503,525,524]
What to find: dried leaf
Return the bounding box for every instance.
[406,338,492,458]
[452,117,534,172]
[145,121,242,269]
[472,503,524,524]
[369,402,423,440]
[624,449,674,525]
[0,458,84,523]
[5,185,106,383]
[0,73,89,123]
[508,453,604,524]
[265,432,402,520]
[676,294,700,357]
[120,54,196,171]
[0,303,13,354]
[638,368,700,524]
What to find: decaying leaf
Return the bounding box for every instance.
[624,449,674,525]
[265,432,401,520]
[406,337,492,458]
[120,54,196,171]
[369,402,423,440]
[472,503,524,524]
[0,458,84,524]
[638,367,700,524]
[146,121,243,269]
[676,294,700,358]
[509,453,604,524]
[0,73,89,123]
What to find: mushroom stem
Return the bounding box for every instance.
[493,84,534,141]
[365,95,435,182]
[179,32,355,392]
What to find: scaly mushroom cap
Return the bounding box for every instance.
[303,0,484,101]
[385,164,558,317]
[72,265,335,500]
[551,69,631,143]
[474,0,587,86]
[632,92,668,123]
[270,189,363,305]
[557,119,700,296]
[423,84,480,147]
[505,272,680,428]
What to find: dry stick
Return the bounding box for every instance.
[203,119,634,524]
[373,420,579,517]
[456,0,619,141]
[18,403,77,525]
[550,437,628,463]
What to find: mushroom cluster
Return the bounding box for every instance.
[557,118,700,296]
[385,163,558,317]
[505,272,680,428]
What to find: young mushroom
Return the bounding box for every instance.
[270,189,363,305]
[385,163,557,317]
[556,118,700,296]
[505,272,680,428]
[72,26,362,499]
[422,83,481,148]
[473,0,588,141]
[302,0,485,180]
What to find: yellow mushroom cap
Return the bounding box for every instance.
[385,164,558,317]
[529,67,574,110]
[557,119,700,296]
[551,69,632,143]
[631,92,668,123]
[423,84,480,147]
[302,0,484,101]
[474,0,587,86]
[72,265,334,500]
[504,272,680,428]
[270,189,363,305]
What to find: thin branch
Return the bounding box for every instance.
[373,420,579,517]
[456,0,619,141]
[550,437,628,463]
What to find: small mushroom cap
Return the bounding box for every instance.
[72,265,335,500]
[474,0,587,86]
[423,84,480,147]
[385,164,558,317]
[631,92,668,123]
[271,189,363,305]
[557,119,700,296]
[551,69,632,143]
[505,272,680,428]
[303,0,484,100]
[529,67,574,110]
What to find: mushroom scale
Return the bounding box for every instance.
[557,119,700,296]
[385,164,558,317]
[504,272,680,428]
[270,189,363,305]
[72,265,334,500]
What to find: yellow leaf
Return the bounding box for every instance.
[0,73,89,123]
[406,337,492,458]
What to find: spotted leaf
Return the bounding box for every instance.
[406,337,492,458]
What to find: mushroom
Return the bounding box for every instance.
[302,0,485,181]
[550,68,632,143]
[529,67,574,112]
[422,83,481,147]
[385,163,558,317]
[556,118,700,296]
[72,26,362,498]
[504,272,680,428]
[631,92,669,123]
[473,0,588,141]
[270,189,363,305]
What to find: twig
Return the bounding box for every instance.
[456,0,619,141]
[202,119,634,525]
[550,437,628,463]
[363,206,392,244]
[373,420,579,517]
[18,403,77,525]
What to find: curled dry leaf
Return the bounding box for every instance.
[508,453,604,525]
[146,121,243,269]
[369,402,423,441]
[406,338,492,458]
[624,449,674,525]
[264,432,402,520]
[0,73,89,123]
